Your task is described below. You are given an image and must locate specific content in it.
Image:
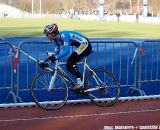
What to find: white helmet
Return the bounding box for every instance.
[44,23,58,35]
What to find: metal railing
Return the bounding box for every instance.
[138,40,160,95]
[15,40,140,100]
[1,39,160,104]
[0,42,17,102]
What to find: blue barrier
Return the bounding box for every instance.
[0,37,160,105]
[0,42,18,103]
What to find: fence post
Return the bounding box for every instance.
[0,42,17,103]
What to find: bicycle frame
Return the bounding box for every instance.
[31,55,120,110]
[48,57,104,91]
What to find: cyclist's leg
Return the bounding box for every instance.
[66,42,92,78]
[66,52,83,79]
[66,52,84,90]
[66,42,92,88]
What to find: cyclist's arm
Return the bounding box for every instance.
[55,40,70,60]
[54,42,60,55]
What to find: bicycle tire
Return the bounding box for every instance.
[30,70,68,110]
[86,69,120,107]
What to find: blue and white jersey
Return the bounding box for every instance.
[54,31,89,59]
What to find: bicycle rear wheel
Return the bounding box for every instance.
[30,71,68,110]
[86,69,120,107]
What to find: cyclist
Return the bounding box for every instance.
[40,23,92,90]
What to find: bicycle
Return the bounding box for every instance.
[30,52,120,110]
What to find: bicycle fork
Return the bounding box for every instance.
[48,69,57,91]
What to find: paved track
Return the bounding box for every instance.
[0,99,160,130]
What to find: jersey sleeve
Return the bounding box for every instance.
[54,42,60,55]
[55,34,70,59]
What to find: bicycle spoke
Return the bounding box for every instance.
[30,71,68,110]
[86,69,120,107]
[37,78,48,89]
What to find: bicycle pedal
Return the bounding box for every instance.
[71,87,81,92]
[76,89,86,98]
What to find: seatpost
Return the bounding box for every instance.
[84,57,87,64]
[82,57,88,85]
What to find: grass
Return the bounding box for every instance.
[0,18,160,38]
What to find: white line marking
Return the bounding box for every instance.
[0,108,160,122]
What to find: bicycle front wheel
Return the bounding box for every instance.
[86,69,120,107]
[30,71,68,110]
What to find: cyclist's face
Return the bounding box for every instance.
[55,34,63,45]
[46,33,55,41]
[46,33,62,44]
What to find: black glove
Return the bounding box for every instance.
[39,61,49,69]
[49,55,57,63]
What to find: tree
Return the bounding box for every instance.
[0,0,160,15]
